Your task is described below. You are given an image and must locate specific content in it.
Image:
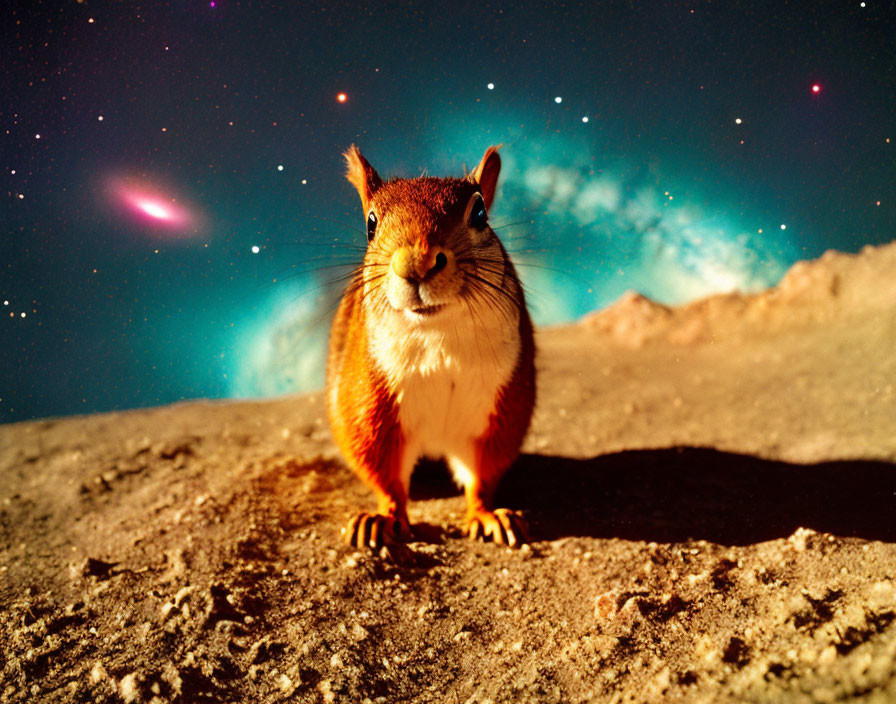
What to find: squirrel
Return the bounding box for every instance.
[326,145,536,549]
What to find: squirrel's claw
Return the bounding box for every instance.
[466,508,529,548]
[344,512,411,550]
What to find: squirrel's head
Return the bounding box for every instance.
[343,146,515,325]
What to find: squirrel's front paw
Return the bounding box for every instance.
[344,512,412,550]
[466,508,529,548]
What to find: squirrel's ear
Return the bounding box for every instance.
[470,145,502,210]
[344,145,383,213]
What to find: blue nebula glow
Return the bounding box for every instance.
[229,276,330,399]
[232,130,798,398]
[500,152,794,321]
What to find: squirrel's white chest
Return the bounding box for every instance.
[368,306,520,459]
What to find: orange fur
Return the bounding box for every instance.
[468,282,536,516]
[327,289,409,526]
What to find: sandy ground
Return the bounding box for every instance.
[2,242,895,703]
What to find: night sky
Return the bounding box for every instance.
[3,1,894,423]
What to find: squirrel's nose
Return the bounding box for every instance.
[391,247,449,282]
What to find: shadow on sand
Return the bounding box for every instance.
[412,447,896,545]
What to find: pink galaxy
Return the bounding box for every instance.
[108,177,196,232]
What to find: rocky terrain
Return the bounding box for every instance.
[2,241,895,703]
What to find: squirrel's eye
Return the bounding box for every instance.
[469,194,487,230]
[366,211,378,243]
